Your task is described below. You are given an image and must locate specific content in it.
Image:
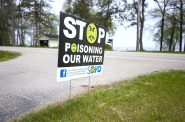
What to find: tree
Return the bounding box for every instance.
[124,0,147,51]
[0,0,16,46]
[170,0,185,52]
[168,14,178,51]
[64,0,93,20]
[154,0,170,51]
[136,0,141,51]
[42,13,59,34]
[153,0,185,52]
[71,0,117,33]
[18,0,56,46]
[0,0,58,46]
[134,0,146,51]
[168,0,185,52]
[17,0,28,46]
[179,0,184,52]
[94,0,115,33]
[64,0,127,34]
[139,0,146,51]
[153,11,180,51]
[10,0,17,46]
[73,0,93,20]
[63,0,73,14]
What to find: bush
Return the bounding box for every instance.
[105,44,112,51]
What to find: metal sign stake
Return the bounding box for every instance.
[69,80,72,100]
[88,76,91,94]
[87,76,91,112]
[68,80,72,122]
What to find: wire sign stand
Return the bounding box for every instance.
[67,76,91,122]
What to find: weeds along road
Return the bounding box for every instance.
[0,46,185,121]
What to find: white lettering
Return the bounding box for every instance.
[76,20,86,40]
[76,55,81,63]
[63,17,76,39]
[65,43,71,52]
[63,54,81,64]
[84,45,88,53]
[63,54,70,64]
[97,28,105,43]
[83,55,103,63]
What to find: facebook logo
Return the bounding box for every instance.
[60,69,67,77]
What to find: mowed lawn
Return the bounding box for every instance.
[14,70,185,122]
[0,51,20,61]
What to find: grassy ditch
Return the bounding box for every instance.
[0,51,21,62]
[14,70,185,122]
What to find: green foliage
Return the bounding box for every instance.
[0,0,15,46]
[0,51,21,61]
[14,70,185,122]
[42,14,59,34]
[64,0,127,34]
[0,31,11,46]
[153,12,181,51]
[105,44,112,51]
[73,0,92,20]
[0,0,58,46]
[63,0,74,14]
[19,0,56,36]
[152,0,185,52]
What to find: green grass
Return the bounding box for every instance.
[128,50,185,54]
[14,70,185,122]
[0,51,21,62]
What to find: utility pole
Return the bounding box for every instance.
[136,0,141,51]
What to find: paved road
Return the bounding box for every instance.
[0,46,185,121]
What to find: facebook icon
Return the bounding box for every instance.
[60,69,67,77]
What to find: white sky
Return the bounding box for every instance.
[51,0,158,50]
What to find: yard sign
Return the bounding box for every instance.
[57,12,106,81]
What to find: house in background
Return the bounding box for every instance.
[38,33,59,47]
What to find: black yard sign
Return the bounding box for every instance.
[57,12,106,81]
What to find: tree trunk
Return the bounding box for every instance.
[173,40,177,52]
[154,0,169,52]
[136,0,141,51]
[139,0,145,51]
[34,0,39,46]
[20,28,25,45]
[184,37,185,52]
[169,23,175,51]
[17,29,20,45]
[11,15,16,46]
[140,21,144,51]
[179,0,183,52]
[31,30,33,46]
[160,15,164,51]
[105,0,110,31]
[0,1,3,45]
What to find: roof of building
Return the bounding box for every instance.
[43,33,59,39]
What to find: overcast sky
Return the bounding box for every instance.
[51,0,159,50]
